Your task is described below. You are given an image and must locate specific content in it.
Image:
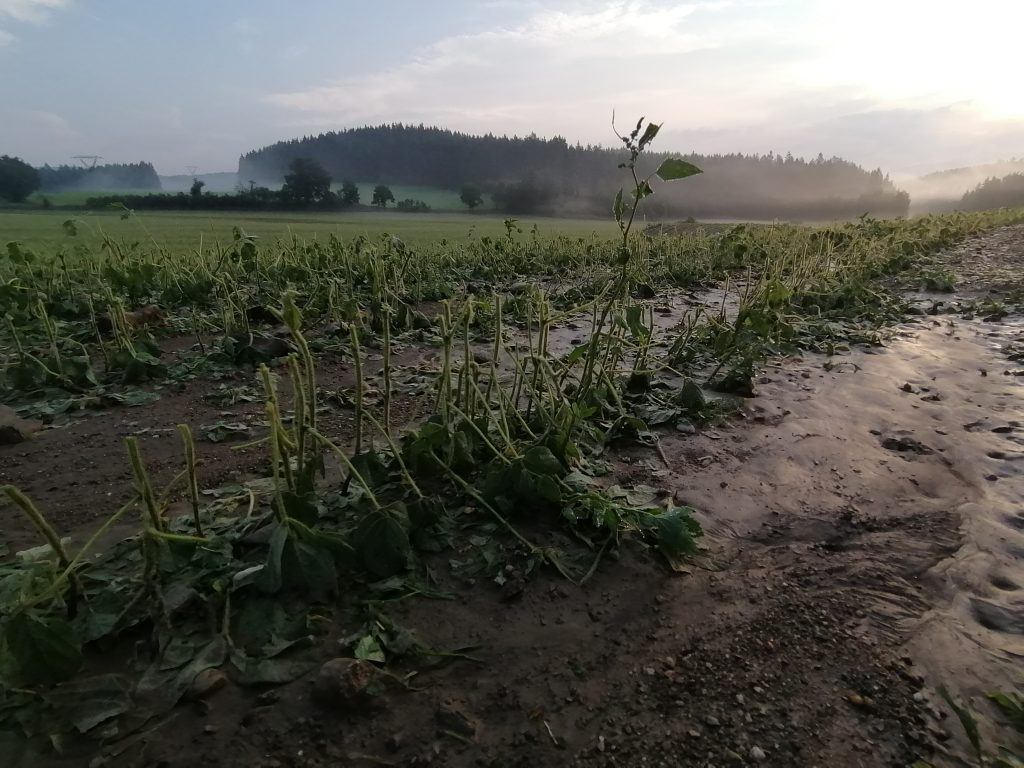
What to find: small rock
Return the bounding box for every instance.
[846,692,875,711]
[386,732,404,752]
[312,658,377,710]
[0,406,40,445]
[704,714,721,727]
[187,668,228,701]
[881,436,933,455]
[750,746,767,761]
[255,690,279,706]
[436,703,476,738]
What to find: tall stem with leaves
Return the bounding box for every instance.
[578,116,703,398]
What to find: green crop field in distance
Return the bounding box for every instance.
[0,209,628,252]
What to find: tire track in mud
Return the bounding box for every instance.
[896,315,1024,758]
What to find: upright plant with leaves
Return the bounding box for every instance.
[579,116,702,403]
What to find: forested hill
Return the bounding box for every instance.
[37,162,161,192]
[957,173,1024,212]
[238,124,909,219]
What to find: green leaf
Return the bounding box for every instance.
[136,637,227,712]
[939,686,983,761]
[624,304,650,342]
[354,508,411,579]
[522,445,563,477]
[230,594,306,651]
[45,674,132,734]
[200,421,250,443]
[655,158,703,181]
[677,379,707,413]
[986,690,1024,732]
[278,491,318,525]
[230,649,315,685]
[284,532,338,596]
[349,450,391,489]
[612,189,625,224]
[3,612,83,685]
[354,635,386,663]
[257,524,289,593]
[633,180,654,200]
[647,506,702,570]
[638,121,661,149]
[533,474,562,504]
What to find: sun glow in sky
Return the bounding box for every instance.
[795,1,1024,120]
[0,0,1020,174]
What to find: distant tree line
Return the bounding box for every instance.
[237,124,911,219]
[957,173,1024,212]
[37,162,161,192]
[83,159,419,213]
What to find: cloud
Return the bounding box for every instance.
[788,0,1024,121]
[0,0,69,44]
[0,0,70,23]
[265,1,735,121]
[258,0,1024,172]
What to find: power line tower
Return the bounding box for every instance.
[185,165,199,178]
[72,155,102,169]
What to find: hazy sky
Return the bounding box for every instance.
[1,0,1020,177]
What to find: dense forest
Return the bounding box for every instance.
[36,162,161,192]
[239,124,910,219]
[958,173,1024,212]
[904,159,1024,211]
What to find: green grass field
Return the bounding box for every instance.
[0,209,622,252]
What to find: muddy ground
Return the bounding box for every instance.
[3,227,1024,767]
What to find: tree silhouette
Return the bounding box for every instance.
[460,184,484,209]
[282,157,332,204]
[340,180,360,206]
[371,184,395,208]
[0,156,41,202]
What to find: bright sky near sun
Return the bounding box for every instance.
[0,0,1020,176]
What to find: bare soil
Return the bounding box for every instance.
[3,227,1024,767]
